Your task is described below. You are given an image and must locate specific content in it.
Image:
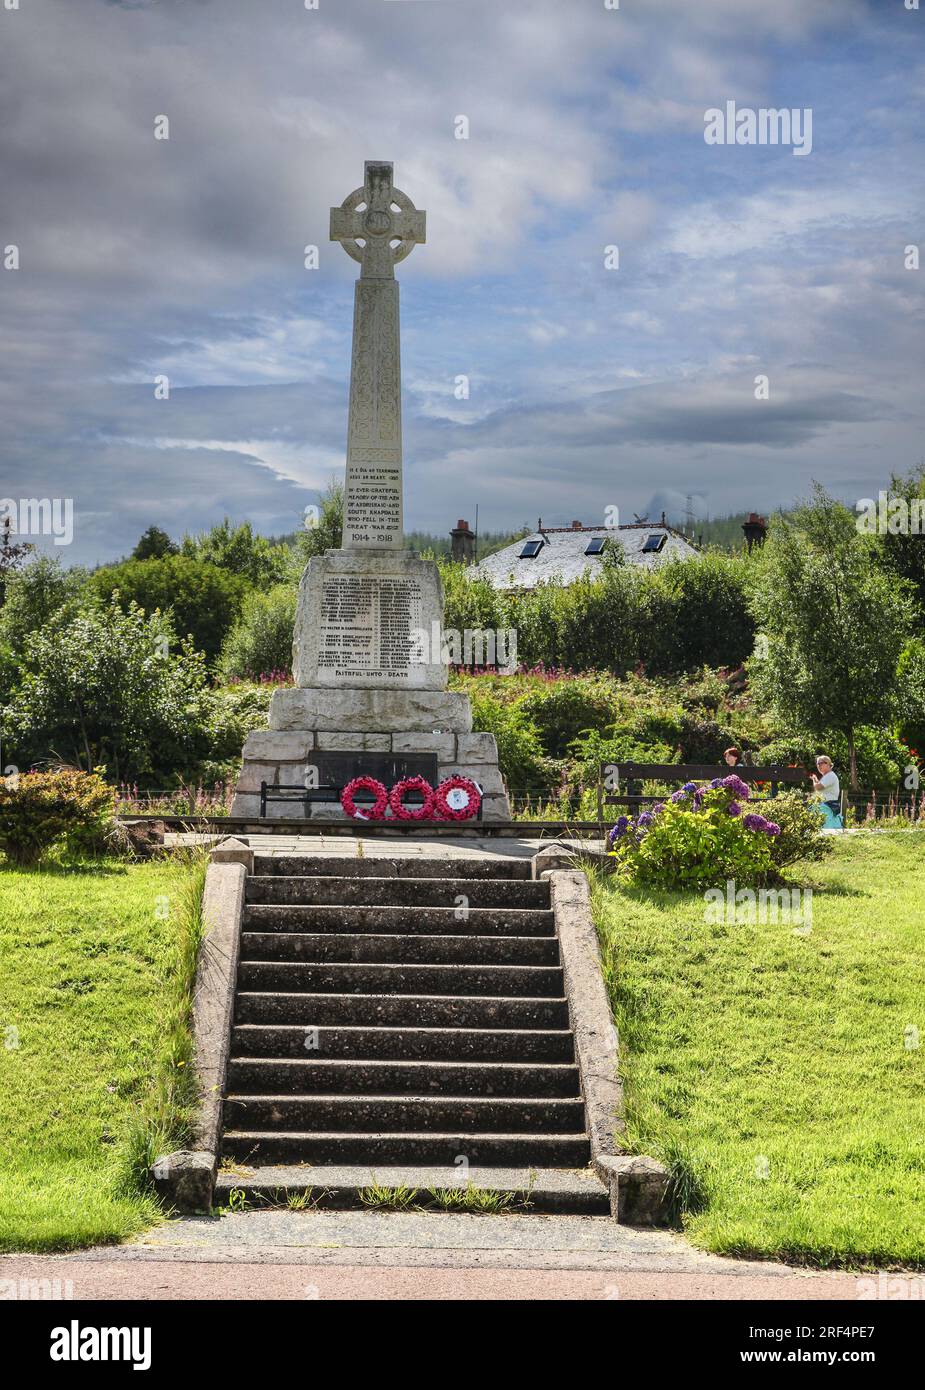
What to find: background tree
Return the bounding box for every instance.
[872,463,925,617]
[296,480,343,563]
[749,484,914,787]
[219,584,297,681]
[131,524,178,561]
[0,517,34,606]
[88,554,247,663]
[181,517,290,587]
[3,596,207,782]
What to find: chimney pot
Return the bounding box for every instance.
[450,517,476,565]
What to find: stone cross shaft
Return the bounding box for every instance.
[330,162,426,550]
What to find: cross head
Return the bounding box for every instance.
[330,161,426,279]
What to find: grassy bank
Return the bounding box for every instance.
[591,833,925,1268]
[0,854,205,1253]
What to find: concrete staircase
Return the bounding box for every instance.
[217,855,609,1213]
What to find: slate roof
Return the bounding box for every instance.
[472,523,699,592]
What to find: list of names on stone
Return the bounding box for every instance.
[318,573,423,682]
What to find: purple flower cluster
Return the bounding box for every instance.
[608,815,630,845]
[742,812,781,835]
[609,774,781,849]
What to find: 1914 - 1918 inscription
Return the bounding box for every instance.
[318,572,423,682]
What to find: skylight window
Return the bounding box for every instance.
[519,539,543,559]
[585,537,606,555]
[642,533,667,554]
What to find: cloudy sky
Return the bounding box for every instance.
[2,0,923,565]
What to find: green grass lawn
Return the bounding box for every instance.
[591,832,925,1268]
[0,855,204,1253]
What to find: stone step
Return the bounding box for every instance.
[236,960,565,998]
[230,1024,575,1062]
[254,855,532,881]
[242,904,556,936]
[245,875,550,909]
[226,1057,582,1097]
[213,1165,610,1216]
[234,992,570,1029]
[222,1094,587,1134]
[220,1131,592,1167]
[240,931,559,967]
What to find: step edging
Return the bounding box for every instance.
[544,867,670,1225]
[152,856,247,1214]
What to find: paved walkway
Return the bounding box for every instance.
[0,1210,870,1300]
[167,832,602,858]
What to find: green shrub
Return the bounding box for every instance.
[676,713,737,762]
[607,779,777,891]
[219,584,297,681]
[0,769,116,866]
[89,555,247,663]
[756,727,907,791]
[517,679,617,758]
[566,727,676,792]
[3,597,209,783]
[635,552,755,676]
[190,683,277,780]
[764,790,832,871]
[468,691,557,797]
[897,639,925,760]
[438,560,503,638]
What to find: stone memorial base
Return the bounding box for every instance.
[230,547,512,822]
[230,705,511,822]
[293,550,445,690]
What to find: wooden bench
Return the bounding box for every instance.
[597,762,811,820]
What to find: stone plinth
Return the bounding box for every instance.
[293,550,445,690]
[230,726,512,822]
[268,685,472,733]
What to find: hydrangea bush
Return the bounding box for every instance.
[607,774,782,891]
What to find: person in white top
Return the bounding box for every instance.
[811,755,842,827]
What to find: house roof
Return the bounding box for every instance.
[472,522,699,591]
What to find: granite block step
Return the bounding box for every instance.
[220,1131,592,1167]
[235,960,565,998]
[229,1023,576,1062]
[239,931,559,967]
[241,904,556,936]
[226,1057,581,1096]
[253,855,532,880]
[213,1164,610,1216]
[234,991,570,1029]
[222,1094,587,1134]
[245,875,550,909]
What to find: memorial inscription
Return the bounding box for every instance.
[317,572,424,681]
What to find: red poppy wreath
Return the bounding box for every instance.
[388,775,436,820]
[434,775,481,821]
[340,776,388,820]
